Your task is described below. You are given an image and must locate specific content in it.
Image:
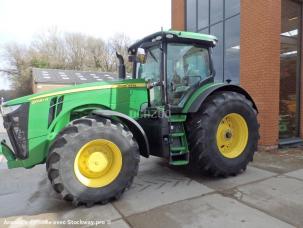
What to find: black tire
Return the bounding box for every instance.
[46,116,140,206]
[187,91,259,177]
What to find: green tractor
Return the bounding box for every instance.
[0,31,259,206]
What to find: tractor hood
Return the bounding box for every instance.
[3,79,147,107]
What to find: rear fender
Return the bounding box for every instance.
[185,84,258,113]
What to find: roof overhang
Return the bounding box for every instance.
[128,30,217,54]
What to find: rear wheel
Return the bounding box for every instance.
[46,116,139,206]
[187,91,259,176]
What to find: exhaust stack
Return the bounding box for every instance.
[116,52,126,79]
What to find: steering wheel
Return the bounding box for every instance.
[182,75,202,86]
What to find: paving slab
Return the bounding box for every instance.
[0,209,123,228]
[186,166,276,191]
[231,176,303,227]
[114,157,214,217]
[0,165,121,222]
[108,219,130,228]
[252,150,303,174]
[126,193,293,228]
[285,169,303,181]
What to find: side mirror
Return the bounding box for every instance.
[137,48,146,64]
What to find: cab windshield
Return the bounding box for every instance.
[135,43,211,106]
[136,45,162,105]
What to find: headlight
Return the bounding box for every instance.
[1,104,21,116]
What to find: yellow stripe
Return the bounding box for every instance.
[30,83,146,101]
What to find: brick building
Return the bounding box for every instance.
[172,0,303,149]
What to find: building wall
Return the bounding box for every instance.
[171,0,285,148]
[171,0,185,30]
[300,18,303,139]
[33,83,71,93]
[240,0,281,149]
[183,0,241,84]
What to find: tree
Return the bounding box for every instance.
[0,30,133,97]
[108,33,133,73]
[2,43,33,96]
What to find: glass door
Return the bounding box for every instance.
[279,0,302,139]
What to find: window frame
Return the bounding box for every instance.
[132,41,167,106]
[136,45,162,82]
[165,40,215,106]
[166,42,213,81]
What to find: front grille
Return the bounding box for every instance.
[48,96,64,127]
[3,103,29,159]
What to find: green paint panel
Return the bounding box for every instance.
[3,79,148,169]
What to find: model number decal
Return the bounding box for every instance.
[117,84,140,88]
[31,98,49,104]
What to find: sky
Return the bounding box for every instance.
[0,0,172,89]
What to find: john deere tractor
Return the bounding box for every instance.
[0,31,259,206]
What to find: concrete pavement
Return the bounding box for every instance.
[0,115,303,227]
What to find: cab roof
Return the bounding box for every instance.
[128,30,217,53]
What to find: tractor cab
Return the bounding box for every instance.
[122,31,218,163]
[127,31,217,111]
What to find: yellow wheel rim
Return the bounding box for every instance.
[74,139,122,188]
[216,113,248,158]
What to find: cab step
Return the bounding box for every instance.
[170,146,187,152]
[170,132,185,137]
[170,160,189,166]
[168,115,189,166]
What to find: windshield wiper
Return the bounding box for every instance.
[148,49,158,63]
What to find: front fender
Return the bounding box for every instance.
[92,110,150,157]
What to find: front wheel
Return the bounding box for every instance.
[187,91,259,177]
[46,116,140,206]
